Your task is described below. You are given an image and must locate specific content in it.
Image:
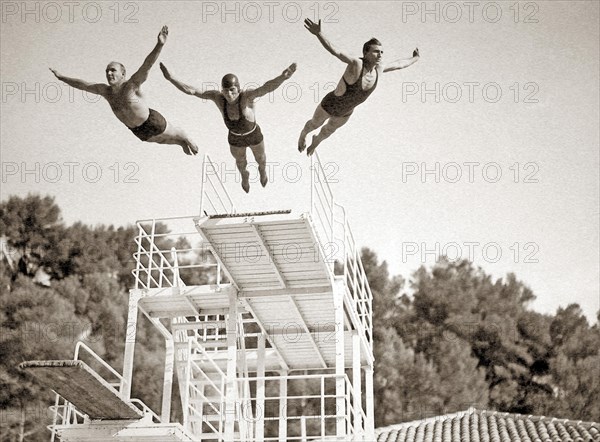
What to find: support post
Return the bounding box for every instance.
[278,370,288,441]
[333,280,346,438]
[365,366,375,440]
[352,332,363,440]
[224,291,238,440]
[301,415,307,442]
[121,289,141,399]
[161,337,174,422]
[256,334,266,441]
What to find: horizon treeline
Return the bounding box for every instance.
[1,194,598,441]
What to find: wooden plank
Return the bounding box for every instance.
[258,224,307,232]
[200,212,297,225]
[221,263,276,272]
[202,220,306,232]
[219,254,272,264]
[259,231,314,240]
[285,278,331,285]
[19,360,143,420]
[241,282,331,294]
[207,232,257,241]
[240,285,332,298]
[117,423,194,440]
[268,243,318,252]
[208,210,292,219]
[219,256,322,269]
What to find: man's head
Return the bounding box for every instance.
[362,38,383,65]
[221,73,240,103]
[106,62,126,85]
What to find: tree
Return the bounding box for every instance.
[0,276,79,441]
[0,194,63,279]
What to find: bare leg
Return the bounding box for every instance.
[249,141,268,187]
[298,105,330,152]
[306,114,351,156]
[148,122,198,156]
[229,145,250,193]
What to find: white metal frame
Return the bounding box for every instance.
[44,153,375,442]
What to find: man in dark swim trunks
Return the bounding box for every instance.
[298,19,420,156]
[160,62,296,192]
[50,26,198,156]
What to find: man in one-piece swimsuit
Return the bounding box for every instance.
[160,62,296,193]
[298,19,420,156]
[50,26,198,156]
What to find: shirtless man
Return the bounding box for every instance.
[160,62,296,192]
[298,19,420,156]
[50,26,198,156]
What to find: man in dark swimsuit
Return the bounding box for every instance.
[160,63,296,193]
[50,26,198,156]
[298,19,420,156]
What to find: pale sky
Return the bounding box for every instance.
[1,1,598,322]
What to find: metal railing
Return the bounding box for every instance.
[200,153,236,216]
[228,372,362,441]
[182,336,227,438]
[132,215,223,290]
[176,313,259,441]
[309,153,338,274]
[133,153,236,290]
[310,154,374,353]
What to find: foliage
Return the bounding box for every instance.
[1,195,598,441]
[363,251,599,424]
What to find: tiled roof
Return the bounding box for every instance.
[375,408,600,442]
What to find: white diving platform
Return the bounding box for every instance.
[20,154,376,442]
[196,211,332,291]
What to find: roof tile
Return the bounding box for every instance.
[375,409,600,442]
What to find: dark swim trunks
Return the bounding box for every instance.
[130,109,167,141]
[228,124,264,148]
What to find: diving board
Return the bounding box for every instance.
[19,360,143,420]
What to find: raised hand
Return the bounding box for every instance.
[158,25,168,45]
[49,68,60,78]
[282,63,297,79]
[304,18,321,35]
[159,62,171,80]
[413,47,420,57]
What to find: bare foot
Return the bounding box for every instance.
[181,144,192,155]
[241,171,250,193]
[188,142,199,155]
[259,168,268,187]
[298,134,307,153]
[306,136,319,156]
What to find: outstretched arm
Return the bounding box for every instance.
[49,68,107,95]
[246,63,297,100]
[383,48,420,73]
[130,25,168,85]
[304,19,355,64]
[160,63,219,101]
